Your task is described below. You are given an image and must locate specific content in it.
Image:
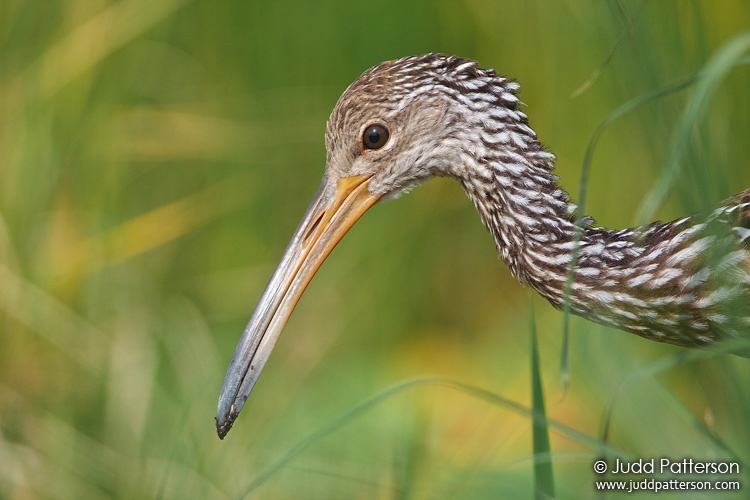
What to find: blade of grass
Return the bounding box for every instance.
[529,300,555,499]
[560,74,699,391]
[570,0,646,98]
[600,341,750,473]
[0,264,104,372]
[656,384,750,478]
[48,174,253,280]
[30,0,192,100]
[635,30,750,224]
[561,33,750,391]
[234,377,631,497]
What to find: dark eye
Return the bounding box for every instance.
[362,124,389,150]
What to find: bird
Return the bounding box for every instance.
[216,53,750,439]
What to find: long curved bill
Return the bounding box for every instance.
[216,175,382,438]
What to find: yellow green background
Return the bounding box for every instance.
[1,1,749,498]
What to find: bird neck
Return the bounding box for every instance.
[456,140,750,347]
[455,135,583,303]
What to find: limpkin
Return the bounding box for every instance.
[216,54,750,438]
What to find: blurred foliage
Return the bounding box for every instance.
[1,0,750,498]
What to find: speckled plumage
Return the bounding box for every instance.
[328,53,750,347]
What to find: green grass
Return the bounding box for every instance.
[530,301,555,499]
[1,1,750,498]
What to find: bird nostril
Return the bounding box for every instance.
[305,211,325,241]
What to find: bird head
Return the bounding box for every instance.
[324,58,455,199]
[323,53,524,198]
[216,54,523,438]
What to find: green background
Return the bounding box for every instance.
[1,0,749,498]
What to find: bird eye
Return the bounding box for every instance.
[362,124,389,150]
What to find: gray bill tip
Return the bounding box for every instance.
[216,402,237,439]
[216,415,233,439]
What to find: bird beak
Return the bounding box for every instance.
[216,174,382,438]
